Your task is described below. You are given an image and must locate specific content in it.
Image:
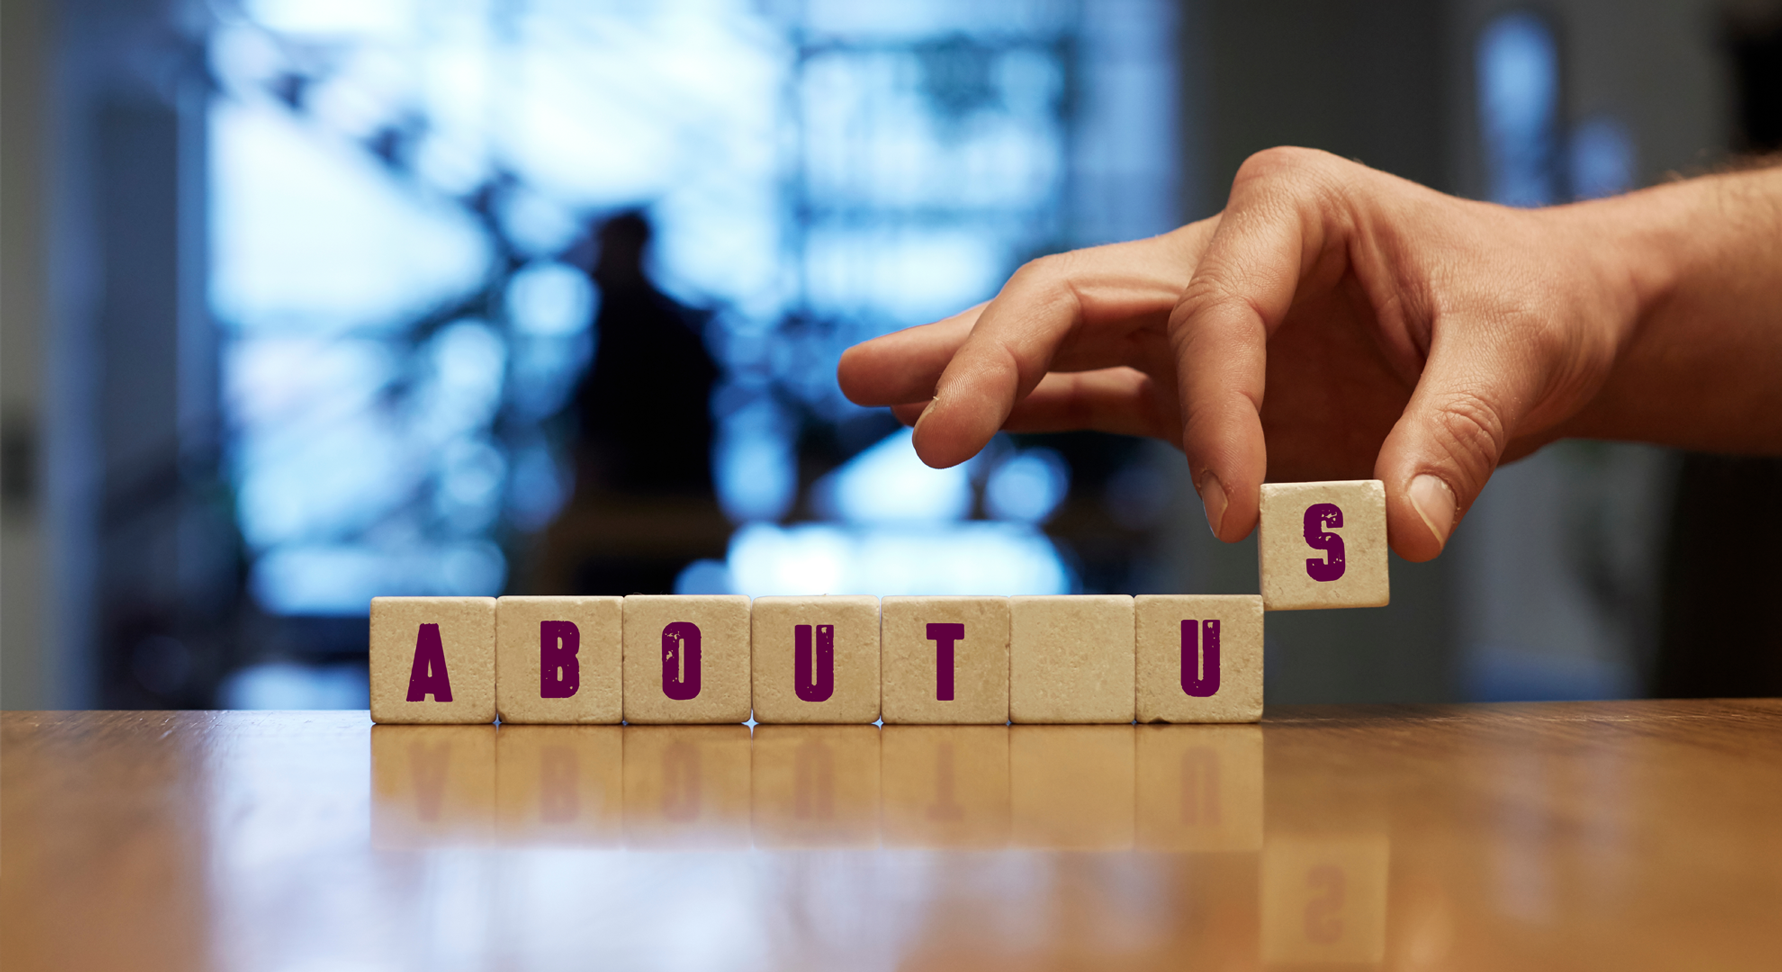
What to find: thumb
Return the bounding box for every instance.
[1374,327,1542,562]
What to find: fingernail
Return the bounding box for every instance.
[1198,472,1228,539]
[1410,474,1457,549]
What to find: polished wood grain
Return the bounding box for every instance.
[3,701,1779,970]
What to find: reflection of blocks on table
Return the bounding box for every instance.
[1136,725,1263,851]
[1259,480,1389,611]
[1136,595,1263,723]
[1010,595,1135,724]
[881,726,1010,848]
[751,596,881,724]
[881,597,1010,725]
[1010,725,1135,850]
[496,596,622,725]
[750,725,880,848]
[622,595,752,724]
[621,726,751,848]
[1261,833,1391,965]
[370,725,496,847]
[496,726,622,846]
[370,596,497,724]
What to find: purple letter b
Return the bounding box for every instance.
[540,620,580,699]
[926,623,964,701]
[406,623,454,702]
[794,624,835,703]
[661,622,702,701]
[1181,619,1220,698]
[1303,502,1346,581]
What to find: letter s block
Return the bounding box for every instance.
[370,596,497,724]
[1135,594,1263,723]
[1258,480,1390,611]
[496,596,622,724]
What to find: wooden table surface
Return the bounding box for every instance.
[3,701,1779,971]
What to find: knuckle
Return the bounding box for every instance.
[1428,390,1508,485]
[1233,146,1330,187]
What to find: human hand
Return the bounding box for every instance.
[837,147,1644,561]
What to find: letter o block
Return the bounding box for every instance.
[1259,480,1390,611]
[622,595,752,724]
[370,596,496,724]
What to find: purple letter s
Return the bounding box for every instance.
[1303,502,1346,582]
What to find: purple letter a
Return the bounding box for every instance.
[406,623,454,702]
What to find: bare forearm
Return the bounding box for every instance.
[1567,163,1782,452]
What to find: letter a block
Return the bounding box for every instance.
[1259,480,1389,611]
[1135,595,1263,723]
[622,595,751,724]
[496,596,622,724]
[751,595,881,724]
[881,596,1009,724]
[1009,595,1134,723]
[370,596,496,724]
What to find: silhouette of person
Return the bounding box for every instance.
[572,210,720,498]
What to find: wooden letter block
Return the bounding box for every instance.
[751,596,880,724]
[621,726,751,848]
[1009,595,1134,724]
[496,596,622,725]
[496,726,622,846]
[1136,725,1263,851]
[750,726,881,848]
[1136,595,1263,723]
[370,596,496,724]
[881,596,1010,725]
[1259,480,1389,610]
[1262,834,1391,964]
[881,726,1009,848]
[370,725,496,847]
[622,595,751,724]
[1009,725,1135,849]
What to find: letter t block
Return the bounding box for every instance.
[881,596,1009,724]
[370,596,496,724]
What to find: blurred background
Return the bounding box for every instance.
[3,0,1779,711]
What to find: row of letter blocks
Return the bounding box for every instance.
[371,480,1389,725]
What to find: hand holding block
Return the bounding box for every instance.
[881,596,1010,724]
[1009,595,1135,724]
[496,596,622,724]
[370,597,496,724]
[751,596,881,724]
[1135,595,1263,723]
[622,595,751,723]
[1259,480,1390,611]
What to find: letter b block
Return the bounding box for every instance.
[1135,595,1263,723]
[1259,480,1389,611]
[751,596,881,724]
[370,596,496,724]
[496,596,622,724]
[882,597,1009,724]
[622,595,751,724]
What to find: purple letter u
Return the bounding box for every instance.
[661,621,701,701]
[794,624,835,703]
[1181,619,1220,698]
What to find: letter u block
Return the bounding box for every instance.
[1258,480,1390,610]
[751,596,881,724]
[370,596,496,724]
[496,596,622,724]
[1135,595,1264,723]
[622,595,751,724]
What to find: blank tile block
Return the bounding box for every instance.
[881,726,1009,848]
[495,726,622,846]
[1009,595,1134,724]
[370,596,496,724]
[1259,480,1390,611]
[621,726,751,848]
[751,596,880,724]
[1135,595,1263,723]
[881,596,1009,725]
[750,726,881,848]
[1135,725,1263,851]
[1010,726,1135,849]
[496,596,622,725]
[622,595,751,724]
[1262,834,1391,964]
[370,725,496,848]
